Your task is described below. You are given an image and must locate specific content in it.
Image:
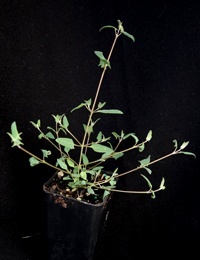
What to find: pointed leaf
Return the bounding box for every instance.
[52,114,63,123]
[139,155,151,167]
[109,179,117,187]
[97,102,106,109]
[180,141,189,150]
[45,132,55,139]
[179,151,196,158]
[56,138,74,149]
[57,158,68,170]
[80,171,87,180]
[117,19,124,32]
[97,109,123,114]
[84,98,92,107]
[122,31,135,42]
[123,133,139,143]
[97,131,103,141]
[103,190,110,199]
[91,143,114,154]
[92,166,104,171]
[83,124,93,134]
[67,158,75,168]
[7,121,23,147]
[112,132,120,139]
[94,51,111,69]
[63,175,72,181]
[47,126,56,133]
[30,120,41,129]
[139,143,145,152]
[71,102,86,113]
[112,152,124,160]
[173,139,178,150]
[143,166,152,174]
[146,130,152,141]
[160,177,166,190]
[38,133,44,139]
[151,191,156,199]
[62,116,69,129]
[82,154,89,165]
[41,149,51,158]
[140,174,152,189]
[87,187,95,195]
[99,25,117,32]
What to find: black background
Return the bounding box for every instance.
[0,0,200,259]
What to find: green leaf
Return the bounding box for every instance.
[97,131,103,141]
[82,154,89,165]
[92,166,104,171]
[99,25,117,32]
[117,20,124,33]
[47,126,56,133]
[97,109,123,114]
[71,173,79,179]
[84,98,92,107]
[57,158,68,170]
[71,102,86,113]
[86,170,95,176]
[103,190,110,199]
[87,187,95,195]
[111,168,119,176]
[180,141,189,150]
[38,133,45,139]
[67,158,75,168]
[141,174,152,189]
[139,155,151,167]
[139,143,145,152]
[123,133,139,143]
[62,116,69,129]
[80,171,87,180]
[63,175,72,181]
[64,146,71,153]
[56,138,75,149]
[7,121,23,147]
[179,151,196,158]
[29,157,40,166]
[122,31,135,42]
[83,124,93,134]
[90,143,114,154]
[52,114,63,124]
[160,177,166,190]
[112,152,124,160]
[109,179,116,187]
[94,51,111,69]
[97,102,106,109]
[112,132,120,139]
[30,120,41,129]
[45,132,55,139]
[41,149,51,158]
[68,182,78,189]
[173,139,178,150]
[151,191,156,199]
[143,166,152,174]
[146,130,152,141]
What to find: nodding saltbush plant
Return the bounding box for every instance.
[7,20,195,203]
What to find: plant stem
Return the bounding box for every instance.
[116,151,179,179]
[96,185,163,194]
[78,32,120,173]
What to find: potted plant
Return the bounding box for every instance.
[7,20,195,260]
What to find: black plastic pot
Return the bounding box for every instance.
[43,173,113,260]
